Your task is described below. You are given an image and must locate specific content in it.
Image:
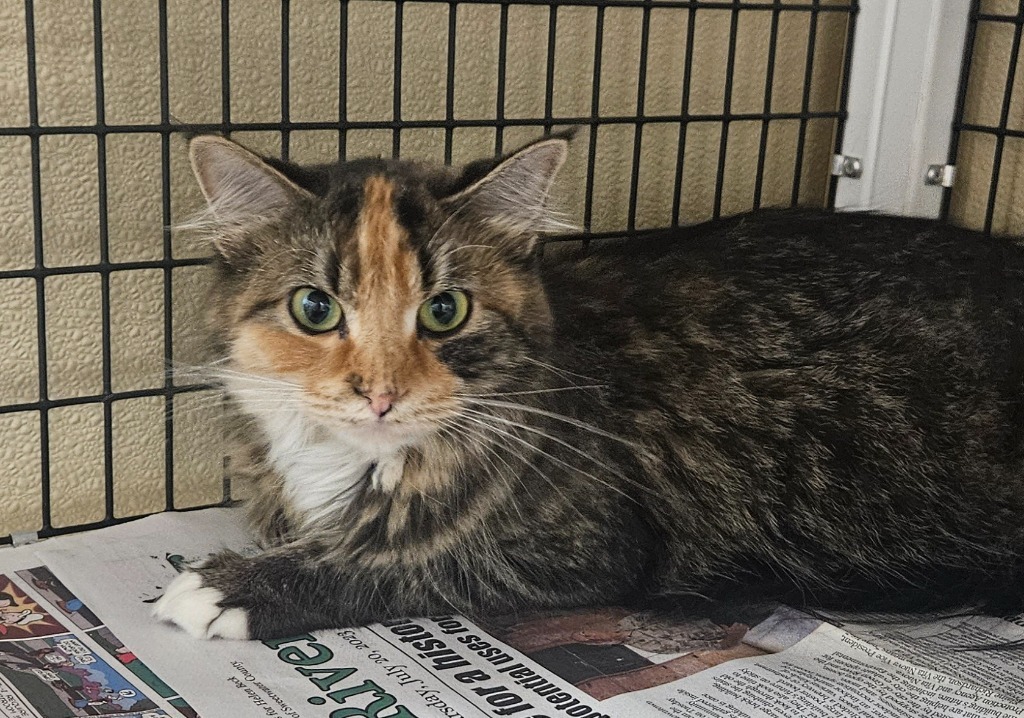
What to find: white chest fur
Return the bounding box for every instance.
[226,384,369,526]
[264,408,372,524]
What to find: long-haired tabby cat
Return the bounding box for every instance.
[153,133,1024,641]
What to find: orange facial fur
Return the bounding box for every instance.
[232,176,459,429]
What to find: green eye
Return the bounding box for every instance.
[289,287,343,333]
[418,290,471,336]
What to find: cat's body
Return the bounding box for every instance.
[154,136,1024,641]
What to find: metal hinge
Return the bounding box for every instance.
[831,154,863,179]
[924,164,956,188]
[10,531,40,547]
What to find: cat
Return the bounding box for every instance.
[153,133,1024,641]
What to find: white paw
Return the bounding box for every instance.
[152,571,250,640]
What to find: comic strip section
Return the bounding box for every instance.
[0,570,196,718]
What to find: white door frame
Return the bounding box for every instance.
[833,0,972,217]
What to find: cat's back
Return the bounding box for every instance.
[546,208,1022,303]
[543,209,1024,359]
[539,209,1024,597]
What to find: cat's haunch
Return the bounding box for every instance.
[153,135,1024,640]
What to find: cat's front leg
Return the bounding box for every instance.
[153,545,347,640]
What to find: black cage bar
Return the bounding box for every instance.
[0,0,858,544]
[943,0,1024,234]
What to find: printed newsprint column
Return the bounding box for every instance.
[602,619,1024,718]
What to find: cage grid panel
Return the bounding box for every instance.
[945,0,1024,234]
[0,0,857,543]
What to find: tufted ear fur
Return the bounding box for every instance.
[444,135,572,244]
[186,135,313,261]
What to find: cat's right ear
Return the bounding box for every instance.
[188,136,312,259]
[442,135,572,244]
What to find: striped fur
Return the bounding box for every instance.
[157,135,1024,640]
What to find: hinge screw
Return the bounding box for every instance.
[831,154,862,179]
[925,164,956,188]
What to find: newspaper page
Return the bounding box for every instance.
[836,612,1024,702]
[4,508,1024,718]
[0,530,205,718]
[4,510,635,718]
[603,619,1024,718]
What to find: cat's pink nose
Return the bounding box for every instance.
[368,393,394,418]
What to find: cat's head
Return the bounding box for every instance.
[187,134,569,459]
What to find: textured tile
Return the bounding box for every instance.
[401,3,449,122]
[552,7,596,119]
[643,9,687,117]
[688,10,730,115]
[797,118,835,208]
[347,2,396,122]
[172,391,226,509]
[172,265,217,370]
[230,0,282,124]
[963,21,1024,131]
[167,0,221,123]
[730,11,773,115]
[230,131,285,158]
[346,129,393,160]
[501,124,546,152]
[809,11,849,114]
[635,123,682,230]
[451,127,498,166]
[950,132,998,232]
[991,137,1024,235]
[110,269,165,393]
[290,3,341,123]
[980,0,1019,14]
[0,2,28,127]
[771,12,812,114]
[39,134,100,267]
[599,8,642,118]
[761,119,801,208]
[112,396,166,518]
[454,4,501,120]
[102,0,161,124]
[44,274,104,400]
[678,122,723,224]
[289,130,342,164]
[0,278,39,405]
[107,134,164,263]
[33,2,95,126]
[399,128,446,163]
[720,120,762,217]
[591,124,635,232]
[48,404,106,528]
[504,5,548,119]
[0,412,42,537]
[0,136,35,271]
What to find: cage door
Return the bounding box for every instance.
[833,0,971,218]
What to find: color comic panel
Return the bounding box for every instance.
[0,576,66,640]
[0,635,162,716]
[16,566,103,631]
[85,628,200,718]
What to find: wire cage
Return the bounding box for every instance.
[0,0,863,544]
[944,0,1024,235]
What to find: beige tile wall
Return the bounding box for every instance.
[0,0,852,538]
[949,3,1024,235]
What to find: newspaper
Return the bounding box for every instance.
[1,509,1023,718]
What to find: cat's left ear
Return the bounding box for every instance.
[444,134,572,244]
[187,136,314,260]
